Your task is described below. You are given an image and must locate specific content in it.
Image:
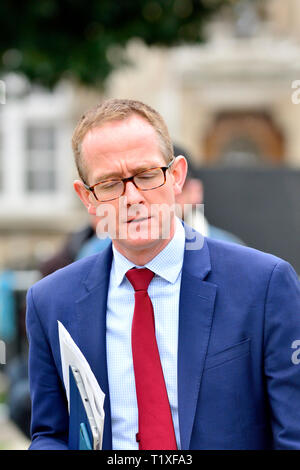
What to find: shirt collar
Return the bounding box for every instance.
[112,217,185,287]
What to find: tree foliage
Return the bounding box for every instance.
[0,0,231,89]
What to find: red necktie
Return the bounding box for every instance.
[126,267,177,450]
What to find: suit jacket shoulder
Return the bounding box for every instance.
[205,236,287,281]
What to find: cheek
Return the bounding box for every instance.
[154,181,175,202]
[95,202,118,224]
[146,188,176,223]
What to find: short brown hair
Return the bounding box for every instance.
[72,98,174,183]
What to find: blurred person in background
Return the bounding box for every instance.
[174,144,244,245]
[7,214,110,439]
[40,215,111,277]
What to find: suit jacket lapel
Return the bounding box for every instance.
[75,244,113,450]
[178,225,217,449]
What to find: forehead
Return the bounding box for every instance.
[82,115,160,159]
[81,114,165,182]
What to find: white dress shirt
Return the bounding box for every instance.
[106,217,185,449]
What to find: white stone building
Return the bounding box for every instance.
[1,0,300,269]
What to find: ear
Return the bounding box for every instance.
[73,180,97,215]
[170,156,188,196]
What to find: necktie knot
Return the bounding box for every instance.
[126,267,154,292]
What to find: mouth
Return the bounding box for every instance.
[127,216,151,224]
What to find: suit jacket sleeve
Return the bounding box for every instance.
[264,260,300,448]
[26,287,69,450]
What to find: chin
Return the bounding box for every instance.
[125,234,160,248]
[114,217,173,252]
[119,233,167,252]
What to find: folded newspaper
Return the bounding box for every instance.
[58,321,105,449]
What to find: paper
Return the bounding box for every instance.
[58,321,105,448]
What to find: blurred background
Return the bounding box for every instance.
[0,0,300,449]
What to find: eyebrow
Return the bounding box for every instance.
[92,164,161,184]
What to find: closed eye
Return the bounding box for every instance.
[99,181,121,190]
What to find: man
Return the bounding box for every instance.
[26,99,300,450]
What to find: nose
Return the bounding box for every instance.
[123,180,145,205]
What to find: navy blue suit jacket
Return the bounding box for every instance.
[26,224,300,449]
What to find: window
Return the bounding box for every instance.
[25,125,57,192]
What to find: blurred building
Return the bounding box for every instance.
[107,0,300,168]
[1,0,300,269]
[0,80,103,270]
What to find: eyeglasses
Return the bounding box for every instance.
[83,157,175,202]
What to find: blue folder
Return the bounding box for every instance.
[68,366,100,450]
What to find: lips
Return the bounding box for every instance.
[127,216,150,224]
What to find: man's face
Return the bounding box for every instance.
[74,114,187,262]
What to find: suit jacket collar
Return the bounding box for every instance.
[75,223,216,449]
[75,244,113,449]
[81,221,211,289]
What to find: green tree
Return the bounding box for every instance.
[0,0,232,89]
